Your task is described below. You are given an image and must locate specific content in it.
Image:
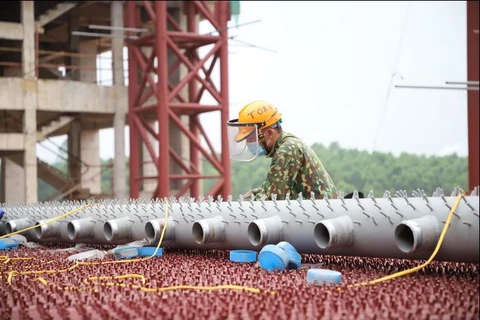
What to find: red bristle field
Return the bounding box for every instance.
[1,245,478,320]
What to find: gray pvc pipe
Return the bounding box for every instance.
[34,219,60,240]
[5,217,33,234]
[144,218,176,242]
[67,217,94,241]
[0,194,478,263]
[313,215,354,250]
[0,221,7,236]
[395,215,441,254]
[247,215,283,247]
[104,216,132,242]
[192,215,225,244]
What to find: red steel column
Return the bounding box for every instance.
[219,1,232,199]
[186,2,201,197]
[467,1,479,192]
[155,1,170,198]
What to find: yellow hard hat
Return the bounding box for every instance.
[228,100,282,142]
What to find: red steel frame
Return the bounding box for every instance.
[126,1,231,199]
[467,1,479,192]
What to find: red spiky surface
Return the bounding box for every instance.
[0,245,478,320]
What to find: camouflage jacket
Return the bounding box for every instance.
[251,131,337,200]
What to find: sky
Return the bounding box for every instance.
[37,1,469,163]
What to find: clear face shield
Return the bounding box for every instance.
[227,120,266,162]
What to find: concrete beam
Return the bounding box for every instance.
[0,22,23,40]
[0,134,25,151]
[0,78,128,113]
[36,80,123,113]
[0,22,44,40]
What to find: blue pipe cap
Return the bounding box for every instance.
[258,244,289,272]
[138,247,163,257]
[276,241,302,269]
[0,208,4,220]
[307,268,342,286]
[0,238,19,250]
[229,250,257,263]
[276,241,297,253]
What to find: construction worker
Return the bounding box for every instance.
[227,100,338,201]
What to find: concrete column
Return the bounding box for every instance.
[80,130,101,194]
[112,1,127,199]
[78,40,97,83]
[22,1,38,203]
[0,159,4,202]
[3,159,25,203]
[68,119,81,183]
[78,40,101,195]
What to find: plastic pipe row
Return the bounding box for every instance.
[0,189,478,263]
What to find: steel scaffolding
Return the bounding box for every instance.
[126,1,232,199]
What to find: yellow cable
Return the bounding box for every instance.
[84,274,147,285]
[337,192,465,291]
[36,276,277,295]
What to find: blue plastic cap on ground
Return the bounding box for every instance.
[229,250,257,263]
[307,268,342,285]
[258,244,289,272]
[0,238,19,250]
[284,249,302,270]
[277,241,297,253]
[0,208,4,220]
[276,241,302,269]
[138,247,163,257]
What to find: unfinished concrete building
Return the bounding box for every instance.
[0,1,231,203]
[0,1,128,203]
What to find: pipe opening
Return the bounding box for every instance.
[0,222,6,237]
[67,222,76,240]
[395,223,415,253]
[313,223,330,249]
[192,222,204,244]
[34,222,42,239]
[247,222,262,246]
[5,222,13,235]
[145,221,156,242]
[104,222,113,241]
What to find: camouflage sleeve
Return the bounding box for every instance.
[259,149,299,200]
[250,187,263,199]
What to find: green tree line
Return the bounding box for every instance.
[35,142,468,201]
[204,142,468,199]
